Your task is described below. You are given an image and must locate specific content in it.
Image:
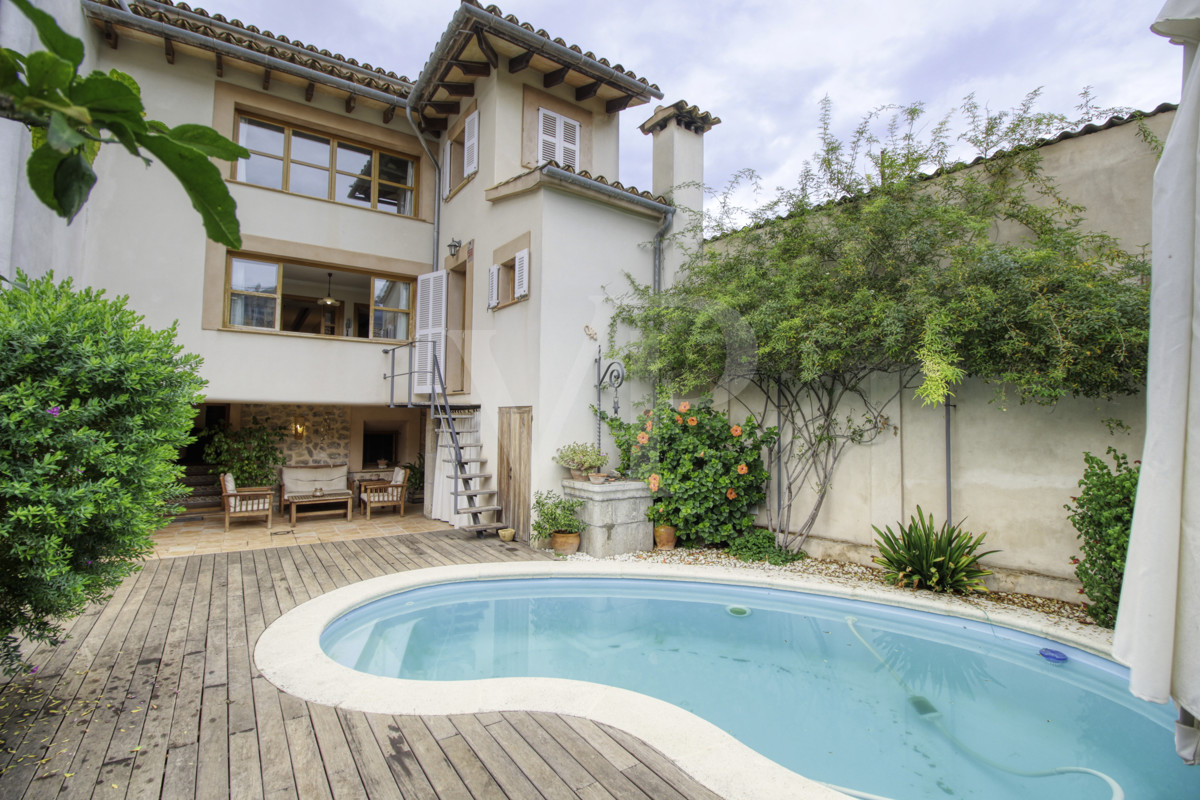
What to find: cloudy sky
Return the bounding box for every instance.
[204,0,1181,207]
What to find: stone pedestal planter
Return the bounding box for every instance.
[562,479,652,557]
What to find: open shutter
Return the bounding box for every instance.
[441,138,451,199]
[464,111,479,176]
[488,265,499,309]
[514,248,530,299]
[538,108,558,164]
[561,118,579,169]
[414,271,447,394]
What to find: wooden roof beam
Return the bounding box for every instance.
[451,60,491,77]
[606,95,634,114]
[440,82,475,98]
[576,81,601,101]
[103,21,118,49]
[473,27,499,69]
[421,116,448,132]
[508,50,533,73]
[345,94,356,114]
[263,68,271,91]
[428,100,460,115]
[305,81,315,102]
[164,37,175,65]
[215,52,223,77]
[543,66,569,89]
[383,105,396,124]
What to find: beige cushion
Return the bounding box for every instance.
[222,473,236,494]
[281,464,349,497]
[391,467,408,486]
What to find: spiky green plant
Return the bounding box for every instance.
[872,507,999,594]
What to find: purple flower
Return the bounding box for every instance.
[46,406,61,417]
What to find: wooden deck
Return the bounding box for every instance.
[0,531,725,800]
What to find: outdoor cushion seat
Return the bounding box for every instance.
[220,473,273,531]
[279,464,351,514]
[359,467,409,519]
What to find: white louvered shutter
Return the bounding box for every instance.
[539,108,558,164]
[464,111,479,176]
[514,248,529,299]
[488,265,499,309]
[441,138,451,199]
[414,271,447,394]
[560,118,579,169]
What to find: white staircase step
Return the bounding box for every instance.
[444,457,486,465]
[449,472,491,480]
[456,504,502,515]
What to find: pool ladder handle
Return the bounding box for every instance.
[828,616,1126,800]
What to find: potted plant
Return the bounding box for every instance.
[531,490,585,555]
[553,441,607,480]
[649,502,678,550]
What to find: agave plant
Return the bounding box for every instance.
[872,507,999,594]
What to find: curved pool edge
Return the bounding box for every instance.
[254,560,1115,800]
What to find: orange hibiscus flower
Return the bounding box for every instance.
[679,401,691,413]
[726,488,738,500]
[645,420,653,432]
[649,474,660,492]
[730,425,743,437]
[675,415,684,424]
[637,431,649,444]
[737,463,749,475]
[688,417,698,426]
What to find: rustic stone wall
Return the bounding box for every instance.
[239,404,351,465]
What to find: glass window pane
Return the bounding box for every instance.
[289,163,329,198]
[238,153,283,189]
[372,309,409,340]
[378,184,413,216]
[229,294,276,328]
[230,258,277,293]
[335,172,374,208]
[379,154,413,186]
[238,118,284,156]
[291,131,331,165]
[373,278,411,310]
[336,143,373,176]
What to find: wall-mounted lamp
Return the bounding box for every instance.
[446,238,462,258]
[292,415,307,440]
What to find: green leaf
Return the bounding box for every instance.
[26,143,67,214]
[45,111,86,153]
[8,0,85,68]
[54,151,97,223]
[69,73,144,116]
[22,50,74,98]
[136,132,242,248]
[0,49,20,87]
[162,124,249,160]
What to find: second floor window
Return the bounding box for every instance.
[538,108,579,170]
[236,115,417,216]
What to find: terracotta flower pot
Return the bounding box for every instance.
[569,469,586,480]
[654,524,677,550]
[588,473,607,484]
[551,531,581,555]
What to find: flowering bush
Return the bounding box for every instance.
[602,393,776,545]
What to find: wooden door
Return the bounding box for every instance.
[497,407,532,540]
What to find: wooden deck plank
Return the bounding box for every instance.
[0,531,729,800]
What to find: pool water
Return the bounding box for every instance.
[320,578,1198,800]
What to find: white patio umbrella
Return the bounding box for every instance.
[1112,0,1200,765]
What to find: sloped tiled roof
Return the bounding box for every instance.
[92,0,414,96]
[489,161,670,207]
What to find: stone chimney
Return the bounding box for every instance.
[639,101,720,288]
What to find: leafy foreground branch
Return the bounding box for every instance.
[0,0,247,246]
[610,91,1150,551]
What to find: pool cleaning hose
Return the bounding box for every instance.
[832,616,1126,800]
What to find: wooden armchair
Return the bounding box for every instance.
[358,467,409,520]
[220,473,273,531]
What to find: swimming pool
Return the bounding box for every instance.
[255,562,1199,800]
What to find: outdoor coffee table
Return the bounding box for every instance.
[287,491,353,525]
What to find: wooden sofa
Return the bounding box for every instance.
[278,464,353,524]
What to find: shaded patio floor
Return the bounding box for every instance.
[0,529,725,800]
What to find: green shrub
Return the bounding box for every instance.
[873,507,998,594]
[1065,447,1138,627]
[601,392,777,545]
[530,491,585,541]
[203,417,286,486]
[0,272,205,674]
[728,529,805,565]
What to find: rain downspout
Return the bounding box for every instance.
[945,402,954,524]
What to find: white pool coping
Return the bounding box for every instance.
[253,560,1115,800]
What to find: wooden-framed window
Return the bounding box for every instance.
[235,114,417,216]
[442,110,479,199]
[488,248,529,310]
[224,255,414,342]
[537,108,579,169]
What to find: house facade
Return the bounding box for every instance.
[0,0,715,536]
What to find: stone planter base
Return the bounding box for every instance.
[562,479,653,557]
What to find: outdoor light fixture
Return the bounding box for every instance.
[317,272,340,306]
[446,238,462,258]
[292,415,307,439]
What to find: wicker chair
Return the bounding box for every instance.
[359,467,409,520]
[220,473,273,531]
